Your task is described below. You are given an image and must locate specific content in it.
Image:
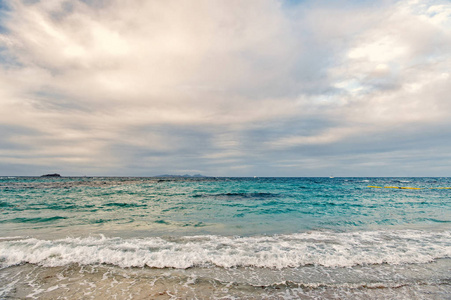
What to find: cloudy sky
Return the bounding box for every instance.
[0,0,450,177]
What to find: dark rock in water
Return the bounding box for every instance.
[41,173,61,177]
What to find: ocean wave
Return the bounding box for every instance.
[0,230,450,269]
[0,216,68,224]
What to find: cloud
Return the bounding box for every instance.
[0,0,450,176]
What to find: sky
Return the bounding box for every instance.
[0,0,450,177]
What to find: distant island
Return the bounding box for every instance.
[41,173,61,177]
[156,174,207,178]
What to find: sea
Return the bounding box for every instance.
[0,176,450,299]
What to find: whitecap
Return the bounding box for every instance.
[1,230,450,269]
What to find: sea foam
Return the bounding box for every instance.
[1,230,450,269]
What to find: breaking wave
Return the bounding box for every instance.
[1,230,449,269]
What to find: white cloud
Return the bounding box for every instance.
[0,0,450,176]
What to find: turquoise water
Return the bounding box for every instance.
[0,177,450,298]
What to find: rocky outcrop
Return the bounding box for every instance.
[41,173,61,177]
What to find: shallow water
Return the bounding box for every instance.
[0,177,450,299]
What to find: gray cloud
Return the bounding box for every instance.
[0,0,450,176]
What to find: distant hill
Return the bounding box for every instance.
[156,174,207,178]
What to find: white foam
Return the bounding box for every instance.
[0,230,450,269]
[0,273,20,298]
